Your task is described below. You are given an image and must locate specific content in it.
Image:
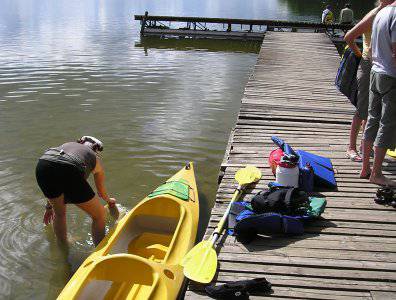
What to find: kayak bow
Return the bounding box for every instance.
[58,162,199,300]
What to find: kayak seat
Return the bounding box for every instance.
[75,255,159,300]
[108,197,186,264]
[128,232,173,262]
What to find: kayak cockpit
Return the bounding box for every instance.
[108,196,186,263]
[74,255,160,300]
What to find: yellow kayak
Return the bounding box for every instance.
[388,149,396,158]
[58,162,199,300]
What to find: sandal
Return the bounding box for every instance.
[346,150,362,162]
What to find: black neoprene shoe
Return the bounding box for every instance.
[205,278,272,299]
[375,188,395,206]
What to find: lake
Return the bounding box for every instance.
[0,0,376,298]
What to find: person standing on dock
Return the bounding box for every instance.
[344,0,392,163]
[322,5,334,25]
[360,2,396,187]
[35,136,117,246]
[339,3,354,24]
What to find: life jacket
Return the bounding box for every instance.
[296,150,337,189]
[228,195,327,243]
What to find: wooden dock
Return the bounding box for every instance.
[135,13,353,42]
[185,32,396,299]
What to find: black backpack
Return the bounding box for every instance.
[251,186,310,216]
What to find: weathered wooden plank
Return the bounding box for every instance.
[214,273,396,292]
[217,252,396,271]
[214,261,396,281]
[370,291,396,300]
[211,244,396,262]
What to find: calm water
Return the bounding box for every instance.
[0,0,375,298]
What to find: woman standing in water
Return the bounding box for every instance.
[344,0,393,164]
[36,136,117,246]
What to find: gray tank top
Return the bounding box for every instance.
[40,142,97,178]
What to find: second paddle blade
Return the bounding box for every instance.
[182,240,218,284]
[235,165,262,185]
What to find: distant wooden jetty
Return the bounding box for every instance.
[183,32,396,299]
[134,13,353,42]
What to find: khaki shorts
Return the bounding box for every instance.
[363,71,396,149]
[356,58,372,120]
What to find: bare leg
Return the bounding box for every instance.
[360,139,372,179]
[75,196,106,246]
[349,113,362,151]
[361,120,367,133]
[359,119,368,154]
[370,146,396,187]
[347,113,363,161]
[48,195,67,245]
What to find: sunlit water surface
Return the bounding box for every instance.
[0,0,375,298]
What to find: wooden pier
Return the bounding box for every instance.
[135,13,353,42]
[185,32,396,299]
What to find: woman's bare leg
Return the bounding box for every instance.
[347,113,363,161]
[360,139,373,178]
[370,147,396,187]
[48,195,67,244]
[75,196,106,246]
[349,112,362,152]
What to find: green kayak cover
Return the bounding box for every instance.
[148,180,189,201]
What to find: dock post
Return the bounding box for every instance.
[140,11,148,35]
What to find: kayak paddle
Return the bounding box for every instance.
[181,165,262,283]
[388,149,396,158]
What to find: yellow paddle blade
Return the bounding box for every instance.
[388,149,396,158]
[181,240,217,283]
[235,165,262,186]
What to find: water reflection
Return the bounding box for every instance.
[136,37,261,54]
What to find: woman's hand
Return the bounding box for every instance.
[106,197,116,208]
[105,198,119,220]
[43,208,55,225]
